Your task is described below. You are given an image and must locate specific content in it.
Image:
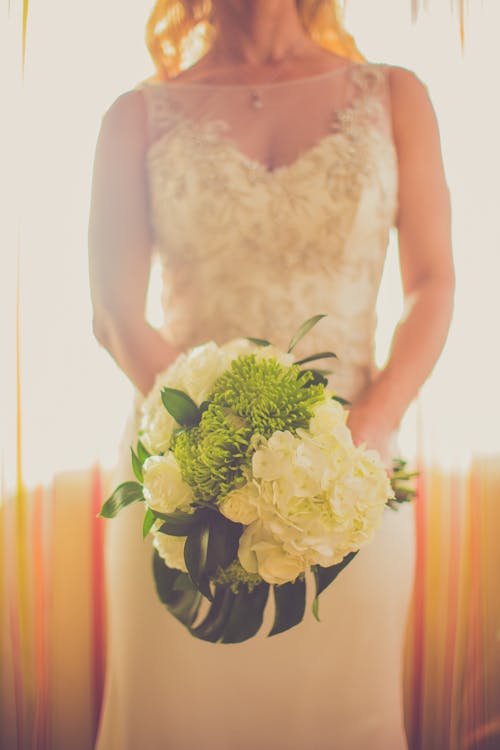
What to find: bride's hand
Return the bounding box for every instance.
[346,400,394,469]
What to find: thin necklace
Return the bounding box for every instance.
[212,37,310,111]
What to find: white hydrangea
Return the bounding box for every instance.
[142,453,193,514]
[237,398,393,585]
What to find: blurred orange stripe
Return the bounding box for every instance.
[455,461,484,749]
[466,462,485,746]
[91,466,106,742]
[441,473,463,746]
[408,457,427,749]
[32,485,49,750]
[15,244,30,749]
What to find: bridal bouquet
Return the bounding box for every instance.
[100,316,415,643]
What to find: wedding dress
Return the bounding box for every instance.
[95,62,415,750]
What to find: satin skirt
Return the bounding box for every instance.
[95,462,415,750]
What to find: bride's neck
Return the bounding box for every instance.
[210,0,312,65]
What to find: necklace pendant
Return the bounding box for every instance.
[251,90,263,110]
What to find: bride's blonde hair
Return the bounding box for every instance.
[146,0,364,80]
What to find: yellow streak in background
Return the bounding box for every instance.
[410,0,466,47]
[460,0,465,50]
[22,0,29,72]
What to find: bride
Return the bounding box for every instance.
[88,1,454,748]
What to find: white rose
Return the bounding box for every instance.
[142,453,193,514]
[152,532,188,573]
[139,353,190,453]
[220,338,257,360]
[139,405,176,455]
[182,341,227,403]
[254,345,295,367]
[238,523,306,585]
[158,352,189,389]
[219,483,260,525]
[220,339,294,368]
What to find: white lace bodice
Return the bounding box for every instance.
[137,63,398,401]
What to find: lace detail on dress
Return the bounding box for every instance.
[136,63,398,402]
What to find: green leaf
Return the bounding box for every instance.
[269,577,306,637]
[153,552,201,627]
[299,369,329,387]
[206,515,242,575]
[388,457,418,509]
[331,395,351,407]
[287,314,326,353]
[191,585,236,643]
[308,368,332,376]
[311,552,358,620]
[161,387,201,427]
[246,337,271,347]
[137,440,151,464]
[99,481,143,518]
[295,351,338,366]
[312,594,321,623]
[314,552,358,596]
[184,520,212,600]
[130,448,144,483]
[173,575,197,592]
[157,509,207,537]
[221,583,270,644]
[142,507,156,538]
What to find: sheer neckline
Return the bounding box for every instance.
[142,62,388,176]
[145,89,387,177]
[149,62,368,91]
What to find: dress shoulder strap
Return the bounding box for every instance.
[343,63,392,131]
[349,63,388,97]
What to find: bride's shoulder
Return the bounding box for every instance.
[381,64,431,114]
[378,66,442,168]
[383,65,437,135]
[92,90,150,166]
[98,85,152,150]
[384,64,428,94]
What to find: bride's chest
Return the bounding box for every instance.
[145,113,398,266]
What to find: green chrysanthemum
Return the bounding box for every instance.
[173,403,253,503]
[172,355,324,504]
[209,355,324,438]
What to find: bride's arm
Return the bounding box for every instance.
[347,66,455,459]
[88,91,179,396]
